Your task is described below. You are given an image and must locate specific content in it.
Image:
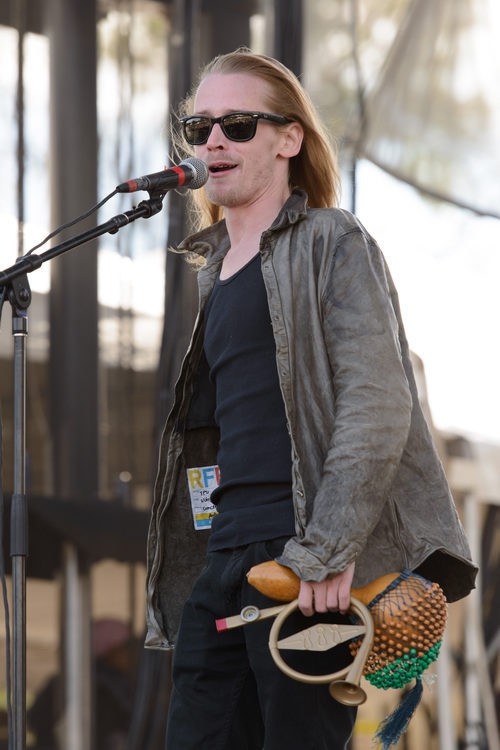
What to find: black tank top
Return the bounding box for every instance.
[203,253,295,550]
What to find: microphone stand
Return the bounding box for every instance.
[0,193,165,750]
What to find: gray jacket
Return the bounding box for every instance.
[145,190,477,650]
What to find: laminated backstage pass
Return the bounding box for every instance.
[186,465,219,530]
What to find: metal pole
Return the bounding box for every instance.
[272,0,302,75]
[62,544,92,750]
[463,493,500,750]
[436,628,457,750]
[44,0,98,746]
[463,492,484,749]
[11,312,28,750]
[12,2,28,743]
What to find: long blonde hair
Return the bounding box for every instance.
[174,48,341,231]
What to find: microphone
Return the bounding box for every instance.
[116,157,208,194]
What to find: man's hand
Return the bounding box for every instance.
[297,562,355,617]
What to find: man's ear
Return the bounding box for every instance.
[279,122,304,158]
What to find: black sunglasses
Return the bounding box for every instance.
[180,111,292,146]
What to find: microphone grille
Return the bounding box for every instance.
[181,157,209,189]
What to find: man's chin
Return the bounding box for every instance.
[206,188,239,209]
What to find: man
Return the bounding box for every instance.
[145,49,476,749]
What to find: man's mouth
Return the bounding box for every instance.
[208,162,237,174]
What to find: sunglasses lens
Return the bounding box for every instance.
[222,114,256,141]
[183,114,260,144]
[183,118,211,145]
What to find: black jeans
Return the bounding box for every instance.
[165,539,357,749]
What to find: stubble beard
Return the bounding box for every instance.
[205,180,252,211]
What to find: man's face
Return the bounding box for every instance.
[192,73,292,211]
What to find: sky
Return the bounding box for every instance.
[354,160,500,445]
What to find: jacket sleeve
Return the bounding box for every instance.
[279,225,413,581]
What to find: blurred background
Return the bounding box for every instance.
[0,0,499,748]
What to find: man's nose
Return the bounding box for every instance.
[205,122,225,147]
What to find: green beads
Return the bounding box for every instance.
[366,640,443,690]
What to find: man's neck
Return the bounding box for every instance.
[220,192,289,279]
[226,186,290,243]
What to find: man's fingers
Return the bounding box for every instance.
[337,562,355,613]
[326,585,341,612]
[298,581,314,616]
[312,583,328,613]
[337,583,351,614]
[298,563,356,616]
